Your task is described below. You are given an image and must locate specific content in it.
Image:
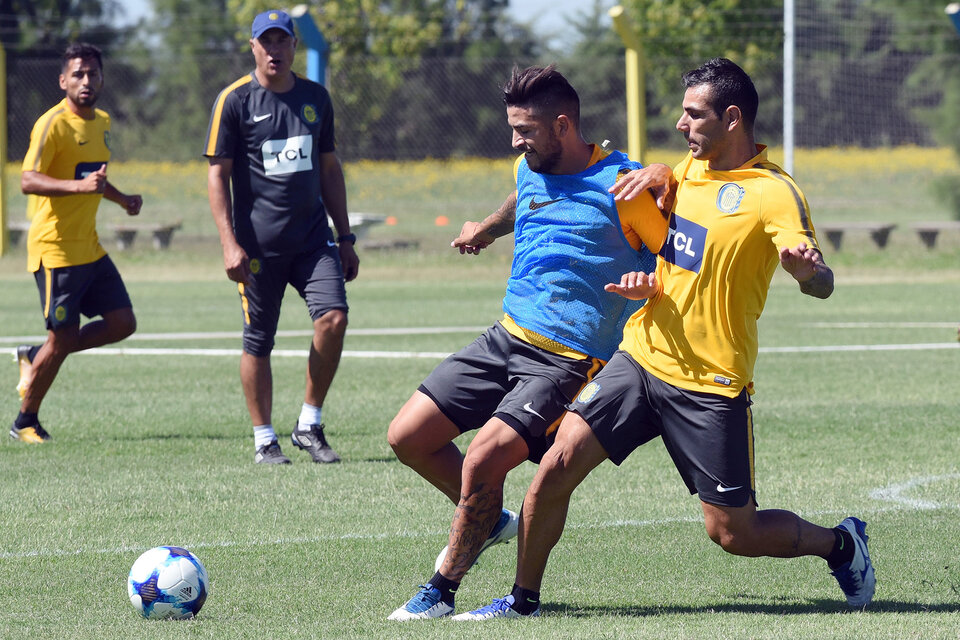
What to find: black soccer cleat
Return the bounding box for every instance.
[291,423,341,463]
[254,440,291,464]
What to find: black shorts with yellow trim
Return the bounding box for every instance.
[33,255,132,330]
[237,242,347,357]
[569,350,756,507]
[419,322,602,463]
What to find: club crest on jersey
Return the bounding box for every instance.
[575,382,601,404]
[716,183,745,213]
[659,214,706,273]
[301,104,318,124]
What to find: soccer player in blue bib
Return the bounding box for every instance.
[387,65,669,620]
[204,10,359,464]
[12,43,142,444]
[458,58,874,621]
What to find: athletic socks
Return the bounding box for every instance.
[27,346,41,362]
[826,526,855,569]
[509,583,541,615]
[297,403,322,431]
[15,411,39,428]
[253,424,278,449]
[428,571,459,605]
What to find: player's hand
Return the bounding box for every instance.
[610,163,676,212]
[223,241,251,284]
[339,242,360,282]
[123,194,143,216]
[452,221,495,255]
[778,242,821,282]
[78,164,107,194]
[604,271,659,300]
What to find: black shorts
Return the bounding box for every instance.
[33,255,132,330]
[569,350,756,507]
[238,243,347,357]
[419,322,602,463]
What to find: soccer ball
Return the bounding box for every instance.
[127,546,208,620]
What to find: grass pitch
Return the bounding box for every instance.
[1,153,959,638]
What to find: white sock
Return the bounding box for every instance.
[297,403,322,431]
[253,424,277,449]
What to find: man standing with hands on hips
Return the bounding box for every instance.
[205,10,359,464]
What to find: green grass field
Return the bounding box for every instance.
[1,155,959,639]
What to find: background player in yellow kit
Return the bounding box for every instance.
[13,42,142,444]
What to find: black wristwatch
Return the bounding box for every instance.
[337,233,357,245]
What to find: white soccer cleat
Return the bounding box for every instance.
[387,584,454,621]
[451,594,540,621]
[434,508,519,571]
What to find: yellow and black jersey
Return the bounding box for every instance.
[204,72,337,257]
[22,98,111,271]
[621,145,820,397]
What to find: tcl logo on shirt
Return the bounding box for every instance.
[659,214,706,273]
[261,135,313,176]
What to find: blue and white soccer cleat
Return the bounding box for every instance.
[831,516,876,608]
[434,508,519,571]
[451,594,540,621]
[387,584,454,621]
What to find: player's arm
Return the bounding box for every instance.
[207,156,250,285]
[779,243,834,299]
[319,150,359,282]
[610,163,677,212]
[103,181,142,216]
[451,190,517,255]
[21,165,107,196]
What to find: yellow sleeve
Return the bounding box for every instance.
[615,188,668,254]
[22,114,59,174]
[513,155,523,183]
[762,178,820,253]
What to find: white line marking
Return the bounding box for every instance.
[811,322,957,329]
[72,347,454,359]
[0,504,921,560]
[0,326,491,345]
[868,473,960,510]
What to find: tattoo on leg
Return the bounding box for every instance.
[446,483,503,577]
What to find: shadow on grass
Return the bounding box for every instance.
[543,598,960,617]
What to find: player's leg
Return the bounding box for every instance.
[291,244,347,462]
[74,255,137,350]
[238,257,288,463]
[440,418,528,580]
[387,391,464,504]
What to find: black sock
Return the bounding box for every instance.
[428,571,459,606]
[28,345,41,362]
[510,583,540,615]
[826,527,855,569]
[15,412,38,428]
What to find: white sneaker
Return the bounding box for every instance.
[451,594,540,621]
[434,508,519,571]
[387,584,454,621]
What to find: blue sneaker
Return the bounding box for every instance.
[434,508,519,571]
[831,517,876,608]
[387,584,454,621]
[451,594,540,621]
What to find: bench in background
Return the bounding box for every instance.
[818,222,897,251]
[109,220,183,250]
[910,221,960,249]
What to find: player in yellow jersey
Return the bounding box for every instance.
[11,43,143,444]
[457,58,874,621]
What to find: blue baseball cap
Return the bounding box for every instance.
[251,10,295,39]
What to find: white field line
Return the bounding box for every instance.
[2,475,957,560]
[0,326,491,345]
[811,322,957,329]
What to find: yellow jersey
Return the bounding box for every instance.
[22,98,111,271]
[621,146,820,397]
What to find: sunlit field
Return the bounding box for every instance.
[1,152,959,639]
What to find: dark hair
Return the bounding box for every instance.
[682,57,758,127]
[503,65,580,127]
[62,43,103,72]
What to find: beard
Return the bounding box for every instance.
[525,138,563,174]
